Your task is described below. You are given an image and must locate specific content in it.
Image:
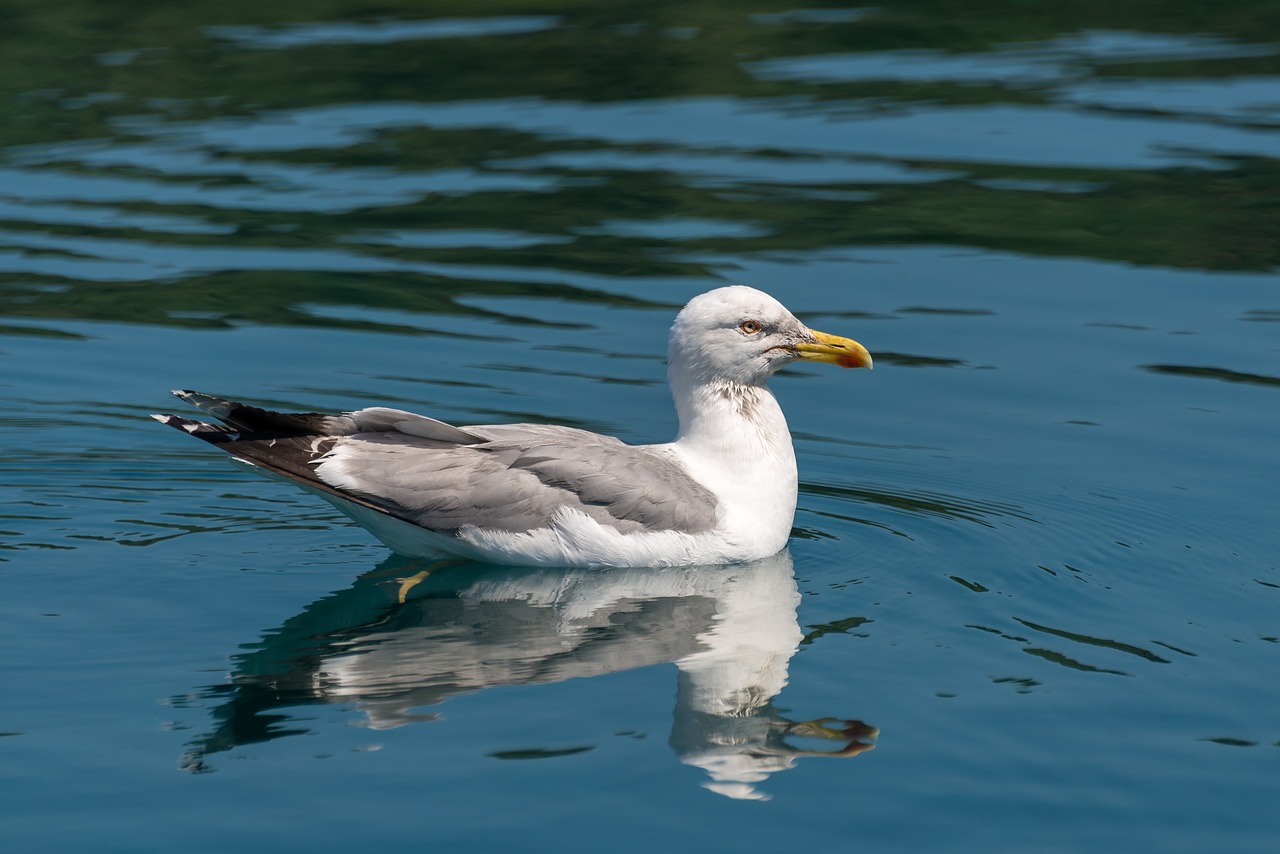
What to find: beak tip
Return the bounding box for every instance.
[838,345,873,370]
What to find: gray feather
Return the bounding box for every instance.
[324,429,717,535]
[157,391,718,539]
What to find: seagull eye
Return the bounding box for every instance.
[739,320,762,335]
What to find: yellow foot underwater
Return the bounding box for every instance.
[392,570,431,604]
[379,559,467,604]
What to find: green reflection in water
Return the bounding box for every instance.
[1,0,1277,334]
[1145,363,1280,388]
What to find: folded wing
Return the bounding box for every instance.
[154,391,717,538]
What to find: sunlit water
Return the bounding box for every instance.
[1,4,1278,852]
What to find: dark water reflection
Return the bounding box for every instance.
[3,1,1280,340]
[180,550,875,800]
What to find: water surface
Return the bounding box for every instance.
[1,3,1278,851]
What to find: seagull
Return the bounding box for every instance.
[154,286,872,567]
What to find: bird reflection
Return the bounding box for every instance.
[178,550,876,799]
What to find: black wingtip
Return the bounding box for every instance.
[151,412,197,431]
[151,412,238,442]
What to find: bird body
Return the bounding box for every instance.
[155,286,871,567]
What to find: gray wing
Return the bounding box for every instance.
[156,391,717,537]
[318,422,718,535]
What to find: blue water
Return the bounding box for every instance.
[2,4,1279,851]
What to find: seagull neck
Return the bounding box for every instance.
[670,375,793,460]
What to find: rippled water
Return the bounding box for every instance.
[2,3,1278,851]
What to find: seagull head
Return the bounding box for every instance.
[668,286,872,388]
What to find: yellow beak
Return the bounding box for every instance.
[792,329,873,370]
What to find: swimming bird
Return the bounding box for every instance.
[154,286,871,566]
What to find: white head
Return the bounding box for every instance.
[668,286,871,389]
